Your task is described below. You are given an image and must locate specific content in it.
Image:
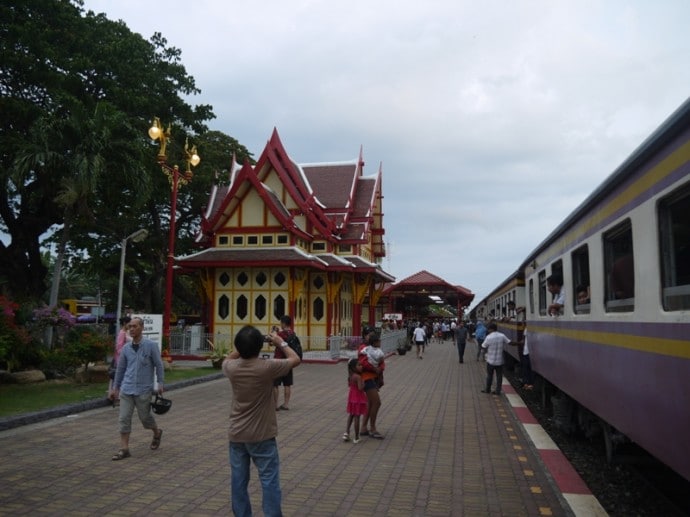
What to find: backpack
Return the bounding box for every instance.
[286,333,303,359]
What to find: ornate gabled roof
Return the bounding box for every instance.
[198,130,384,249]
[182,130,394,283]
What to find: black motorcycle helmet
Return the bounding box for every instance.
[151,394,172,415]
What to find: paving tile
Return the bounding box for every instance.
[0,340,580,516]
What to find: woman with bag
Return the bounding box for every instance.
[108,316,131,402]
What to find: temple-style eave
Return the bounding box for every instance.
[177,259,328,269]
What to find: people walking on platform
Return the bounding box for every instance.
[441,320,450,341]
[223,325,301,516]
[343,358,367,443]
[454,320,468,363]
[480,322,518,395]
[109,316,165,461]
[475,320,487,360]
[413,323,427,359]
[108,315,131,400]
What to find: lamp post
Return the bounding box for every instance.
[148,117,200,339]
[116,228,149,325]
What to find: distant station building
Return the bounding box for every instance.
[176,129,395,342]
[381,270,474,321]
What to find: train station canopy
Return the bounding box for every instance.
[382,270,474,315]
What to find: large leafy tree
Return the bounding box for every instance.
[0,0,217,311]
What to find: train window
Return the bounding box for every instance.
[572,245,591,314]
[538,271,547,315]
[528,279,535,314]
[603,220,634,312]
[658,184,690,310]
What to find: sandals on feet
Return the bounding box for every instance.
[342,432,351,442]
[112,449,130,461]
[150,429,163,450]
[360,430,370,436]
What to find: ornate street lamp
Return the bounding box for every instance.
[116,228,149,325]
[148,117,200,338]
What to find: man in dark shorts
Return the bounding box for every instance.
[273,315,296,410]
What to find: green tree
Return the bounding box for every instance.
[0,0,214,306]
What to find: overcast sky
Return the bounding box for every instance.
[84,0,690,308]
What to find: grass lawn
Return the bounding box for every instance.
[0,366,219,418]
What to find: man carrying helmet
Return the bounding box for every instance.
[109,316,165,460]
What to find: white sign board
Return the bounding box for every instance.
[383,313,403,321]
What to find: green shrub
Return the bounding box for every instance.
[63,325,110,371]
[0,296,38,372]
[40,348,79,379]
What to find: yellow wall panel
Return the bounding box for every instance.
[242,190,264,226]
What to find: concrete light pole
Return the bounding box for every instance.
[116,228,148,324]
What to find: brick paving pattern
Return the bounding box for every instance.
[0,340,575,516]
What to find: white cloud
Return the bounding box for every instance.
[85,0,690,304]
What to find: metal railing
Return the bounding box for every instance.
[168,329,406,361]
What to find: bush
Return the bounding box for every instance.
[63,325,110,371]
[40,348,78,379]
[0,296,39,372]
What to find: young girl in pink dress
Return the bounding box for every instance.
[343,358,368,443]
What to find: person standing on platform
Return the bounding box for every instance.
[475,320,487,361]
[273,315,297,410]
[512,324,535,390]
[343,358,367,444]
[480,322,518,396]
[224,325,301,516]
[454,320,468,363]
[359,332,385,440]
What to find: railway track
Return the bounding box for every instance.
[503,367,690,516]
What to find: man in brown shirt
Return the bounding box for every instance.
[223,325,301,516]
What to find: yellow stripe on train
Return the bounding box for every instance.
[528,324,690,359]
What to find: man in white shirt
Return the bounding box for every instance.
[413,323,426,359]
[480,322,519,395]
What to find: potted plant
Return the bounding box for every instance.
[207,338,230,369]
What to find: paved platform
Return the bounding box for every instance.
[0,340,605,516]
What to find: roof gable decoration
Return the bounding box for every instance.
[198,130,388,260]
[201,160,293,237]
[202,134,331,239]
